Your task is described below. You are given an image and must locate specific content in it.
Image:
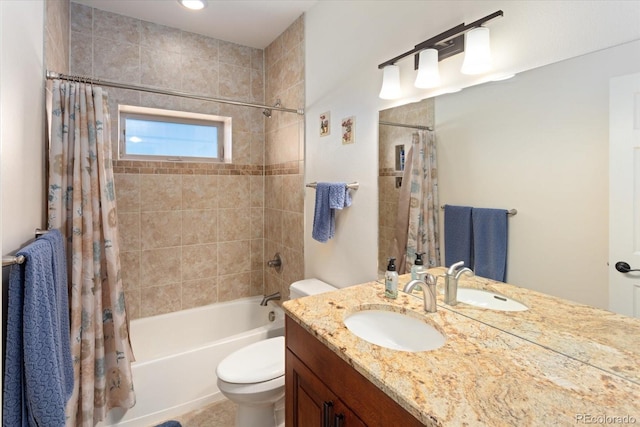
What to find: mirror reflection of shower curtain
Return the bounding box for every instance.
[390,130,440,274]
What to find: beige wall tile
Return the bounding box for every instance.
[182,210,218,245]
[140,21,182,53]
[182,243,218,281]
[183,175,218,209]
[181,31,219,61]
[219,40,252,68]
[218,175,250,209]
[141,49,182,90]
[218,241,251,276]
[140,247,182,287]
[114,173,140,212]
[140,174,182,211]
[140,211,182,249]
[118,212,141,251]
[182,278,217,309]
[70,2,92,34]
[140,283,181,317]
[218,271,251,301]
[94,36,140,82]
[93,9,140,45]
[71,5,305,318]
[121,250,141,291]
[219,208,251,242]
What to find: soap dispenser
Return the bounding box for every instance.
[411,252,426,280]
[385,258,398,299]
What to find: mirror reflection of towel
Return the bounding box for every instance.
[472,208,508,282]
[312,182,351,243]
[444,205,473,268]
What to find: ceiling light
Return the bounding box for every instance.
[414,49,440,89]
[178,0,207,10]
[379,65,401,100]
[461,27,492,75]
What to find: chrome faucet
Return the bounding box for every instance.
[403,271,437,313]
[260,291,281,306]
[444,261,474,306]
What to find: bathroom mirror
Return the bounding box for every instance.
[378,39,640,385]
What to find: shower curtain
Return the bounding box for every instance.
[47,80,135,426]
[391,130,440,274]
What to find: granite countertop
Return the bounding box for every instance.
[283,279,640,426]
[422,267,640,385]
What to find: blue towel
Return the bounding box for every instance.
[444,205,473,268]
[155,421,181,427]
[472,208,508,281]
[3,229,73,427]
[312,182,350,243]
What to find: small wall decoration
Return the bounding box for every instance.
[320,111,330,136]
[341,116,355,144]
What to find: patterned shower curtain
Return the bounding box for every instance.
[391,130,440,273]
[47,80,135,426]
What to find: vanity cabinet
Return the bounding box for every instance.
[285,316,424,427]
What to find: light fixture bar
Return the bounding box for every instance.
[377,10,503,69]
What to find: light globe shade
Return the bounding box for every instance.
[461,27,492,75]
[414,49,440,89]
[179,0,206,10]
[379,65,401,99]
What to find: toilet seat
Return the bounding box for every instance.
[216,336,285,384]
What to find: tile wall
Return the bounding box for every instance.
[45,0,69,74]
[264,16,305,300]
[69,4,305,318]
[378,99,434,277]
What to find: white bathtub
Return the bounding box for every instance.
[99,296,285,427]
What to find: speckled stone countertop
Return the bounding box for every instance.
[422,267,640,385]
[283,279,640,426]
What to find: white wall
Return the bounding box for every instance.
[1,1,46,257]
[304,1,640,294]
[436,40,640,308]
[1,2,45,415]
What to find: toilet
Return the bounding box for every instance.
[216,279,337,427]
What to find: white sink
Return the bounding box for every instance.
[344,309,445,352]
[457,288,528,311]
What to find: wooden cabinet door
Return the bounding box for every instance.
[287,348,365,427]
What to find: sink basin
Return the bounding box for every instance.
[457,288,528,311]
[344,308,445,352]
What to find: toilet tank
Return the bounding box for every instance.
[289,278,336,299]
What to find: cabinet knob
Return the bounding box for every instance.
[334,413,345,427]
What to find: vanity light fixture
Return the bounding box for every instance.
[414,49,440,89]
[378,10,503,98]
[178,0,207,10]
[379,65,402,99]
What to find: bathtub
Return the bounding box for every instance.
[99,296,285,427]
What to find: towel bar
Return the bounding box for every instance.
[2,228,50,267]
[440,205,517,216]
[306,182,359,190]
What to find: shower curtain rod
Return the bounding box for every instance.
[45,70,304,116]
[379,120,433,131]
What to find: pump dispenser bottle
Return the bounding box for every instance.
[411,252,426,280]
[385,258,398,299]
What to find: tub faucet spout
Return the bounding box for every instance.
[260,291,281,306]
[444,261,474,306]
[403,272,437,313]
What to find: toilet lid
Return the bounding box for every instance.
[216,336,285,384]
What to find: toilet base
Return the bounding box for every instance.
[235,403,279,427]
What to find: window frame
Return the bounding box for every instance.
[118,105,232,163]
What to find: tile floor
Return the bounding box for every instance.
[165,399,237,427]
